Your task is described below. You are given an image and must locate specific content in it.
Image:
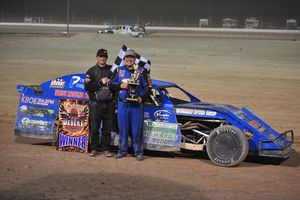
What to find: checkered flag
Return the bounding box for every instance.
[111,45,151,73]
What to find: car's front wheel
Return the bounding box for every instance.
[206,125,249,167]
[137,33,144,38]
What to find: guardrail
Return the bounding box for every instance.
[1,22,300,34]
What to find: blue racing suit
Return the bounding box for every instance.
[110,65,148,156]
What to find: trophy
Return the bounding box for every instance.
[126,64,140,102]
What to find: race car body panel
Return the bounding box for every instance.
[40,74,89,101]
[174,102,293,157]
[15,86,60,139]
[15,74,88,139]
[15,74,294,160]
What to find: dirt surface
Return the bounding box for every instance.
[0,32,300,200]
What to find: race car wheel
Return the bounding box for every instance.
[206,125,249,167]
[137,33,144,38]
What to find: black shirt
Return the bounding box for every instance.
[84,63,112,101]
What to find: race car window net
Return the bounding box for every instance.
[144,88,163,106]
[162,87,190,104]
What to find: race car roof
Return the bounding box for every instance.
[152,79,177,88]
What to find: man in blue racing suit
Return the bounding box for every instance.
[110,49,148,161]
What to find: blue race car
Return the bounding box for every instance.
[15,73,294,167]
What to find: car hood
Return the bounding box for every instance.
[175,102,288,143]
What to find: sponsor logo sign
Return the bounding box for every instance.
[50,79,65,88]
[118,70,125,77]
[21,94,55,106]
[69,76,85,89]
[58,99,89,153]
[154,110,170,120]
[54,89,89,100]
[15,93,59,137]
[19,117,52,131]
[144,120,179,147]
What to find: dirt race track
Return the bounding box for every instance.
[0,31,300,200]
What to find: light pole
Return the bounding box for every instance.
[67,0,70,37]
[209,0,212,27]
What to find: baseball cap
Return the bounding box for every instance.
[96,49,108,57]
[125,49,136,58]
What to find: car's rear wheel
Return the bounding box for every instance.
[206,125,249,167]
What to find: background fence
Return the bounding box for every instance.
[0,13,298,29]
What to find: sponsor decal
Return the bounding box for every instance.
[19,106,55,117]
[248,120,266,132]
[15,94,58,136]
[119,70,125,77]
[144,121,178,146]
[58,99,89,153]
[234,110,266,132]
[21,94,55,106]
[69,76,85,89]
[19,118,52,131]
[20,105,28,113]
[175,108,217,117]
[154,110,171,120]
[54,89,89,99]
[50,78,65,88]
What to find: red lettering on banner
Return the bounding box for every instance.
[55,89,88,100]
[55,89,67,97]
[67,91,84,98]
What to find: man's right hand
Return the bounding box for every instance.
[84,74,91,83]
[120,82,128,89]
[84,77,91,83]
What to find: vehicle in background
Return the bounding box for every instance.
[245,17,260,29]
[222,18,238,28]
[199,19,209,28]
[97,25,145,38]
[286,19,298,30]
[97,26,115,34]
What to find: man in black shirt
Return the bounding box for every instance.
[84,49,114,157]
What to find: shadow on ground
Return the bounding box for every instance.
[0,171,296,200]
[243,151,300,168]
[0,172,205,200]
[14,137,300,168]
[145,149,300,168]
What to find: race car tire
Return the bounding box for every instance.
[206,125,249,167]
[137,33,144,38]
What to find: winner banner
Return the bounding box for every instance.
[57,99,89,153]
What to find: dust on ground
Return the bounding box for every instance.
[0,33,300,200]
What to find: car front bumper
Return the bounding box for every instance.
[258,130,294,158]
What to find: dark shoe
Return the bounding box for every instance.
[116,151,126,159]
[88,150,98,157]
[102,150,113,157]
[136,154,144,161]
